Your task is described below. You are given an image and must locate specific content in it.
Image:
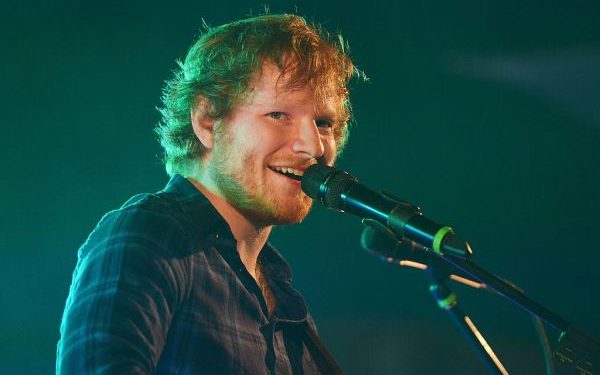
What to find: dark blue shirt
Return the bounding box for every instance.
[57,174,323,374]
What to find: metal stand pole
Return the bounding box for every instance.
[427,264,509,374]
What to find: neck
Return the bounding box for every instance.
[187,176,271,279]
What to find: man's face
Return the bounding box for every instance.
[207,62,339,226]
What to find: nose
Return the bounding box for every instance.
[291,119,325,158]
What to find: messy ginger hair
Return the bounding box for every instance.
[156,14,358,176]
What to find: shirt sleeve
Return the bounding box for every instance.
[57,201,191,374]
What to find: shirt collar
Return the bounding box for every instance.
[161,174,294,284]
[162,174,231,239]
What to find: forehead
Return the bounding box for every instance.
[242,61,340,116]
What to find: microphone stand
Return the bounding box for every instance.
[427,263,509,374]
[436,253,600,374]
[361,222,600,374]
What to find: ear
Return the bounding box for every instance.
[191,97,215,149]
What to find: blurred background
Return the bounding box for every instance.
[2,0,599,373]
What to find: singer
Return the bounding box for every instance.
[56,14,358,374]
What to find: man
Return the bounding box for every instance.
[57,14,358,374]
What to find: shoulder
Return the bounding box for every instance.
[79,190,196,262]
[68,190,201,305]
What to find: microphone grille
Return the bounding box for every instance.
[301,164,333,199]
[301,164,357,210]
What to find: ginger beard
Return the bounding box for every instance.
[208,121,315,226]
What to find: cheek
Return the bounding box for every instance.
[238,125,282,163]
[254,125,290,151]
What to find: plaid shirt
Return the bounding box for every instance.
[57,174,324,374]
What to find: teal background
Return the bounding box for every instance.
[2,1,599,373]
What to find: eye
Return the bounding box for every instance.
[316,119,335,136]
[315,119,332,128]
[268,112,285,120]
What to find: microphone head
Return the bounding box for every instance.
[301,164,357,210]
[360,224,430,264]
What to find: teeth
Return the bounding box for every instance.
[272,166,304,176]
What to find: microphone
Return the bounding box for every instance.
[361,222,438,265]
[360,224,484,288]
[301,164,473,257]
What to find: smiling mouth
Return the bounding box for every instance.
[269,166,303,181]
